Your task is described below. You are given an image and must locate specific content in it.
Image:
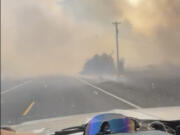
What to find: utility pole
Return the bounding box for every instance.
[113,22,121,75]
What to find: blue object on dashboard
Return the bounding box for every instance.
[86,113,135,135]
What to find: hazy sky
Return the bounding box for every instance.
[2,0,180,78]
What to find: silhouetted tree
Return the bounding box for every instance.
[81,53,116,75]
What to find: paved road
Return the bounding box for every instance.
[1,76,180,125]
[1,76,132,125]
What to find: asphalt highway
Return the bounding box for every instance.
[1,75,180,125]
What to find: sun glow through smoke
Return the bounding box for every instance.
[128,0,142,6]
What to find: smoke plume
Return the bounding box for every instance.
[2,0,180,78]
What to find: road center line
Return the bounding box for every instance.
[22,101,35,116]
[1,80,32,95]
[78,78,142,109]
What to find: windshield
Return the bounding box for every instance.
[1,0,180,126]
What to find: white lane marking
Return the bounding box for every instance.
[78,78,141,109]
[93,91,98,95]
[1,80,32,95]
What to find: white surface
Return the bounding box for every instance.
[11,106,180,134]
[1,80,32,95]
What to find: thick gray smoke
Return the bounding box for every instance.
[2,0,180,79]
[65,0,180,65]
